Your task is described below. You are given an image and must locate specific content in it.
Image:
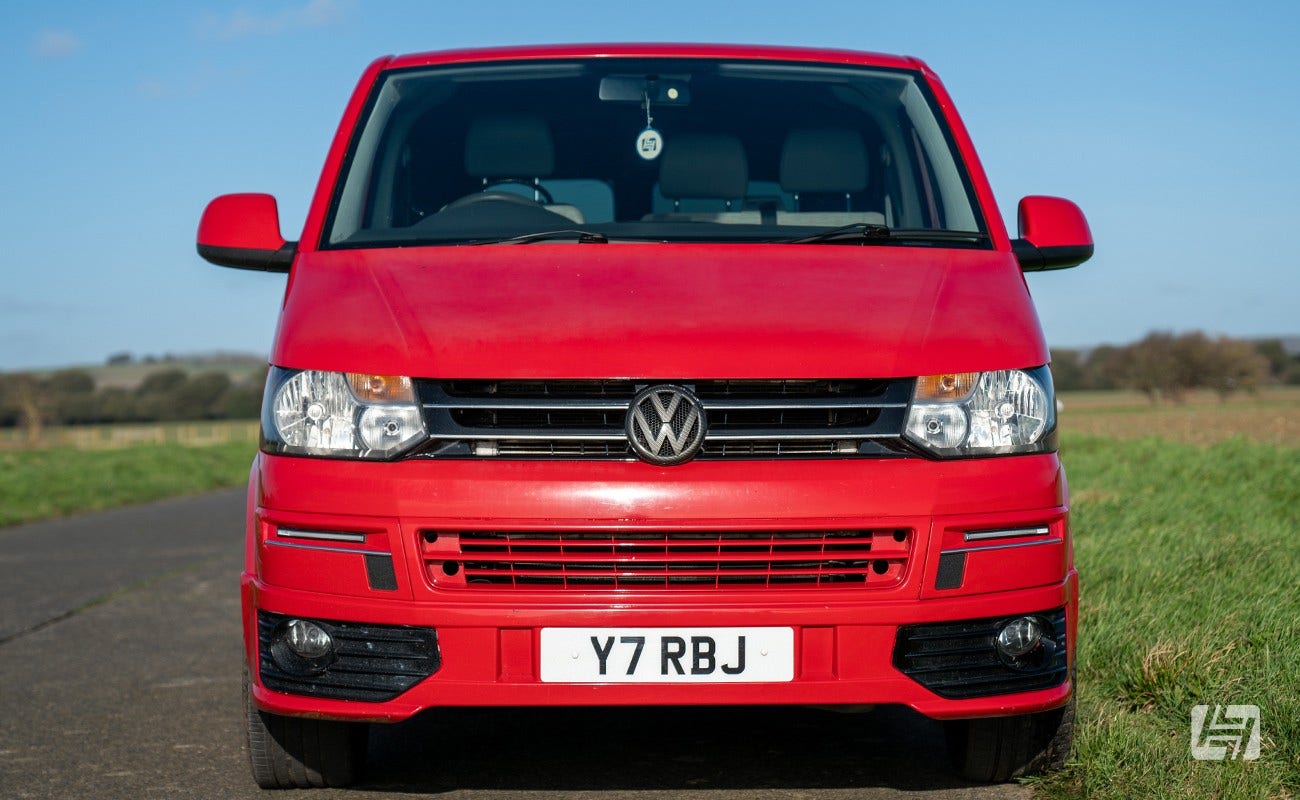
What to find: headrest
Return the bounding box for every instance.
[659,134,748,199]
[464,115,554,178]
[779,128,867,193]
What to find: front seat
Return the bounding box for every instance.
[776,127,884,226]
[645,133,759,223]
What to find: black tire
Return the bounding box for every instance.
[244,673,368,789]
[944,687,1075,782]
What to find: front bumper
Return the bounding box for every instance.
[243,452,1077,723]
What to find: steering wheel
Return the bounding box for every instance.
[481,178,555,204]
[441,191,549,213]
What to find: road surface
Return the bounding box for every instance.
[0,490,1029,799]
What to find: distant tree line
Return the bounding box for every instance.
[103,350,259,367]
[0,366,266,441]
[1051,333,1297,401]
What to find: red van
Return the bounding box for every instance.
[198,44,1092,789]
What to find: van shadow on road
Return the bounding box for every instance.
[355,705,987,796]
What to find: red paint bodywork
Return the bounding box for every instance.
[1018,195,1093,249]
[272,246,1047,379]
[197,193,286,252]
[230,44,1082,724]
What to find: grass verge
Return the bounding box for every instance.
[0,441,254,527]
[1031,434,1299,798]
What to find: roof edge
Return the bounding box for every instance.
[386,43,918,71]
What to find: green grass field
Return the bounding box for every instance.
[1031,433,1299,798]
[0,441,254,527]
[1,395,1296,796]
[0,419,259,450]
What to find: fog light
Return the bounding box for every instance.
[269,618,337,676]
[285,619,333,659]
[996,616,1045,658]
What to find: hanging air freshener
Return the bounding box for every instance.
[636,91,663,160]
[636,128,663,160]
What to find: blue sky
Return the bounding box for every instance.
[2,0,1298,369]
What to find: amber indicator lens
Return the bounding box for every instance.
[347,373,416,404]
[914,372,978,402]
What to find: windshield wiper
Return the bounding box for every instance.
[783,223,989,246]
[466,229,609,245]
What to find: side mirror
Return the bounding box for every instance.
[1011,195,1093,271]
[196,193,295,272]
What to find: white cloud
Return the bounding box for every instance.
[32,30,81,58]
[204,0,351,39]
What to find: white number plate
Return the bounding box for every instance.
[540,627,794,683]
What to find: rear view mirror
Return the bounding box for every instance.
[599,75,691,105]
[1012,196,1093,271]
[196,193,295,272]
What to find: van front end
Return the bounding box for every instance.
[202,44,1093,788]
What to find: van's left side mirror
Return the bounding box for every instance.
[1012,195,1093,271]
[196,193,296,272]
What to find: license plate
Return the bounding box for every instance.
[540,627,794,683]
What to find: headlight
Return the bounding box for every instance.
[903,367,1055,458]
[261,368,427,459]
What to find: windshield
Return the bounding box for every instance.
[324,59,986,247]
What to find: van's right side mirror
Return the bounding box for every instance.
[1011,195,1093,271]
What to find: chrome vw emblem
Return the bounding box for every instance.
[626,384,707,466]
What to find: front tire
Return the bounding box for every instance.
[244,673,368,789]
[944,689,1075,782]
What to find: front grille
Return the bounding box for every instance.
[415,379,913,460]
[424,528,913,590]
[892,608,1068,699]
[257,612,440,702]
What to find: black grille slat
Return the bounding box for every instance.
[441,379,894,399]
[445,380,637,398]
[494,441,630,457]
[708,408,877,428]
[417,379,913,461]
[454,409,623,428]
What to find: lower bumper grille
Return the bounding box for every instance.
[892,608,1068,699]
[257,612,440,702]
[425,528,913,590]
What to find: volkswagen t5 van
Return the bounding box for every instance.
[197,43,1093,789]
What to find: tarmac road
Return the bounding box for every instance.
[0,490,1028,800]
